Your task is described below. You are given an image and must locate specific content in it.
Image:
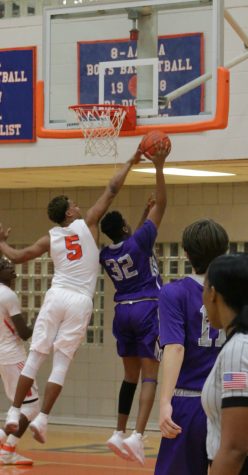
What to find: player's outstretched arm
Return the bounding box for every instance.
[0,224,50,263]
[85,148,141,241]
[147,140,171,228]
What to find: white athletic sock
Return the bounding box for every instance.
[35,412,49,424]
[6,434,19,447]
[9,406,21,418]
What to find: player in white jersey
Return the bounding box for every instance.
[0,258,39,465]
[202,253,248,475]
[0,149,141,445]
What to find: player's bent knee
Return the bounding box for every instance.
[21,399,40,422]
[48,350,71,386]
[21,350,47,379]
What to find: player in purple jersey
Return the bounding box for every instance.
[100,142,171,466]
[155,218,229,475]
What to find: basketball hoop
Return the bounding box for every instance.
[69,104,135,158]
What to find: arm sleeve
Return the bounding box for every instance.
[220,339,248,408]
[159,283,186,347]
[133,220,157,254]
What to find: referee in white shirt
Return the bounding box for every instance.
[202,253,248,475]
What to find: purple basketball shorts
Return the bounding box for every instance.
[113,299,159,359]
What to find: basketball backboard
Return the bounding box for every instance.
[41,0,225,134]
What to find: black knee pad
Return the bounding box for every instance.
[118,380,137,415]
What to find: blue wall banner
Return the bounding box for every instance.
[0,47,36,143]
[78,33,204,117]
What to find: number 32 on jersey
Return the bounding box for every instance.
[105,254,138,281]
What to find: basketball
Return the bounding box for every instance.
[139,130,171,159]
[128,75,137,97]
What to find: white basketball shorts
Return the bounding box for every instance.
[30,287,93,360]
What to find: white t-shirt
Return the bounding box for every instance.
[50,219,99,299]
[201,332,248,460]
[0,284,27,365]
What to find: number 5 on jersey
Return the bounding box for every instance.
[65,235,83,261]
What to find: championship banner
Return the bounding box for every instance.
[78,33,204,117]
[0,47,36,143]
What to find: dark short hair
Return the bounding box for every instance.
[0,257,12,271]
[182,218,229,274]
[47,195,70,224]
[207,253,248,332]
[101,211,126,241]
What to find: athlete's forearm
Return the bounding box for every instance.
[12,315,33,340]
[0,242,26,263]
[160,344,184,404]
[154,165,167,211]
[108,152,140,195]
[147,164,167,228]
[136,203,151,230]
[0,235,49,263]
[85,150,141,229]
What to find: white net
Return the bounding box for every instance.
[69,104,127,157]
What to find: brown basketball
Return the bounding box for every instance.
[139,130,171,159]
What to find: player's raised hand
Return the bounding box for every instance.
[0,223,11,242]
[151,140,171,167]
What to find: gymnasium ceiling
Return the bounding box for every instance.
[0,159,248,189]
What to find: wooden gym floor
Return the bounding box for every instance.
[1,425,161,474]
